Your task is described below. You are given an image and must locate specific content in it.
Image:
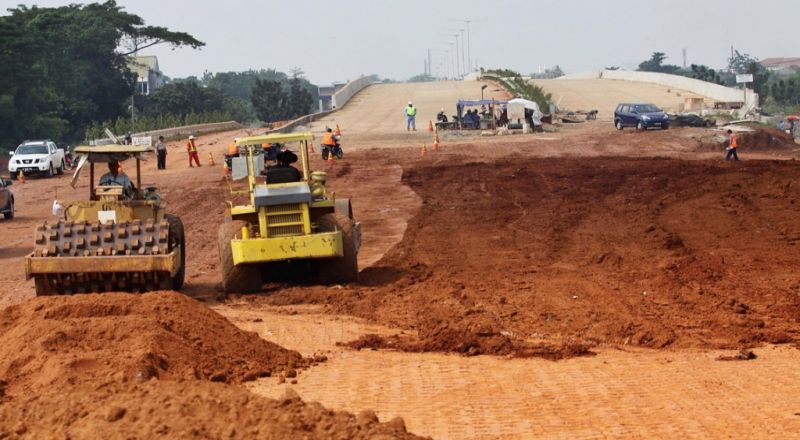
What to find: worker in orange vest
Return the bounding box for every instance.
[186,135,202,167]
[725,129,739,161]
[321,127,340,160]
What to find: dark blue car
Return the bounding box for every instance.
[614,103,670,131]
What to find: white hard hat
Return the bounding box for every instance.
[189,135,195,140]
[408,101,413,105]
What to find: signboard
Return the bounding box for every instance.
[736,74,754,84]
[132,136,152,146]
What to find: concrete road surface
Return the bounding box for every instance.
[535,78,713,121]
[307,80,508,149]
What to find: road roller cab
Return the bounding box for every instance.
[218,132,361,294]
[25,145,185,295]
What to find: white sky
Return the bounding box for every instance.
[4,0,797,85]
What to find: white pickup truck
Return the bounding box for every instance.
[8,140,66,179]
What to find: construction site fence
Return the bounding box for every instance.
[558,70,759,111]
[89,121,244,146]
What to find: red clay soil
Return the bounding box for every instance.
[263,156,800,357]
[0,380,426,440]
[0,292,308,397]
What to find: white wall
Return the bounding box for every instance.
[331,76,374,109]
[559,70,758,110]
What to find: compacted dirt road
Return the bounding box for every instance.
[2,99,800,438]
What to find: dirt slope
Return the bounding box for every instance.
[0,292,306,397]
[0,381,426,440]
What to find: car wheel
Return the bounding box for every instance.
[615,120,623,131]
[636,121,645,132]
[47,164,54,177]
[57,160,65,175]
[4,199,13,220]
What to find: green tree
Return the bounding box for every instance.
[638,52,681,74]
[251,79,288,122]
[0,1,203,149]
[287,71,314,117]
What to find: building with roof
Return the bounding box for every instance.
[127,55,168,95]
[759,58,800,75]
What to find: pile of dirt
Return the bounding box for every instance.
[0,292,308,397]
[695,124,797,152]
[0,380,427,439]
[262,156,800,357]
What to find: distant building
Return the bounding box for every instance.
[127,55,168,95]
[759,57,800,75]
[318,82,347,111]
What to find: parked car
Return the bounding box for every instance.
[8,140,66,179]
[614,103,670,131]
[0,177,13,219]
[668,113,717,128]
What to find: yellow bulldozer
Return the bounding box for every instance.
[218,132,360,293]
[25,145,185,295]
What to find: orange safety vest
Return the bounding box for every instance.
[186,140,197,152]
[322,132,337,146]
[730,133,738,149]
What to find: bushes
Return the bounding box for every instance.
[482,69,552,111]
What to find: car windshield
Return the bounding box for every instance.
[16,144,48,155]
[634,104,661,113]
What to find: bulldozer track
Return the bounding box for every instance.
[32,219,174,294]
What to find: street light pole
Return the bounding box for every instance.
[481,84,487,100]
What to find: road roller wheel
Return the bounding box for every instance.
[218,220,262,294]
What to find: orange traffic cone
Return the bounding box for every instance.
[207,152,215,166]
[335,124,342,136]
[428,120,433,132]
[223,162,230,176]
[310,142,316,153]
[18,170,25,184]
[432,140,439,151]
[420,144,428,157]
[327,151,334,164]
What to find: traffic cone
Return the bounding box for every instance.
[432,140,439,151]
[420,144,428,157]
[208,152,215,166]
[223,162,230,176]
[310,142,316,153]
[18,170,24,184]
[327,151,334,164]
[335,124,342,136]
[428,120,433,132]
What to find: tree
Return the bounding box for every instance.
[637,52,681,74]
[727,50,760,74]
[0,2,203,148]
[142,82,226,116]
[287,71,314,117]
[251,79,288,122]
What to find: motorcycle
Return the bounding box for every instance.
[321,142,344,160]
[64,146,75,170]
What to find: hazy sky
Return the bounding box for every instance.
[5,0,796,85]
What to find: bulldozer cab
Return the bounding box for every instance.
[65,144,162,224]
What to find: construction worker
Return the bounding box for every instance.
[725,129,739,161]
[322,127,338,149]
[186,135,202,167]
[405,101,417,131]
[155,135,167,170]
[99,161,135,199]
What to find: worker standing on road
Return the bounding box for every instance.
[406,101,417,131]
[725,129,739,161]
[156,135,167,170]
[186,135,202,167]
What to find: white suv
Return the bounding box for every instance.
[8,140,66,179]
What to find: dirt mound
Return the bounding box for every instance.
[262,156,800,356]
[0,380,427,439]
[695,125,797,152]
[0,292,307,397]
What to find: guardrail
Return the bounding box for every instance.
[331,76,374,109]
[558,70,759,110]
[89,121,244,145]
